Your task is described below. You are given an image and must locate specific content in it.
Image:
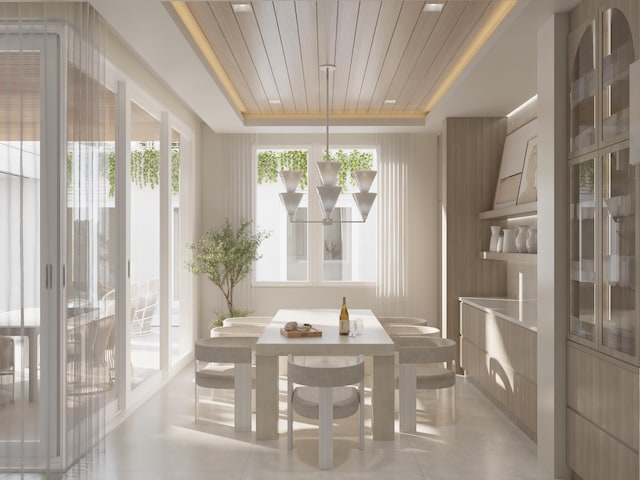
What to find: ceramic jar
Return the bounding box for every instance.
[489,226,501,252]
[526,228,537,253]
[515,225,529,253]
[502,228,517,253]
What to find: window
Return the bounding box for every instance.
[255,146,377,283]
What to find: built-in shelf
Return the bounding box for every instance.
[478,202,537,220]
[480,251,537,263]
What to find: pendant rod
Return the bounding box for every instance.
[320,64,335,161]
[325,65,329,161]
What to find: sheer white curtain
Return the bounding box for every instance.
[209,133,258,314]
[64,3,109,471]
[0,2,108,473]
[375,134,414,315]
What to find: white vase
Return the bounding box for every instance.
[489,226,501,252]
[526,228,537,254]
[515,225,529,253]
[502,228,517,253]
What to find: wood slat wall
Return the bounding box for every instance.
[440,116,507,370]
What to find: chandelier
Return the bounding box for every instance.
[278,64,377,225]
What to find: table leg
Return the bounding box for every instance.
[399,363,417,433]
[234,363,251,432]
[372,354,394,440]
[256,353,278,440]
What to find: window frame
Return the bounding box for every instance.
[253,141,378,287]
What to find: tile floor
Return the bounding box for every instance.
[6,364,554,480]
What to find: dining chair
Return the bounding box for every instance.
[394,336,457,433]
[0,336,15,405]
[194,336,257,432]
[287,355,365,469]
[222,316,272,327]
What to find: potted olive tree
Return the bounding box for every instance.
[187,219,268,326]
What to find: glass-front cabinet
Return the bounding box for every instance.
[569,7,636,157]
[601,144,637,359]
[601,8,634,145]
[568,2,638,364]
[569,156,597,342]
[569,21,597,155]
[569,143,639,364]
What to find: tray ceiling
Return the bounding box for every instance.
[169,1,517,127]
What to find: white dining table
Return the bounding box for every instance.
[255,308,396,441]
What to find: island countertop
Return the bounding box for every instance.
[459,297,537,332]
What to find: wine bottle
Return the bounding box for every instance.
[339,296,349,336]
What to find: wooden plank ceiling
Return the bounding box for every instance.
[173,0,511,126]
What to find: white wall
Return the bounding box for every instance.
[199,130,439,331]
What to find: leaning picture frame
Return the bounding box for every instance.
[517,136,538,204]
[494,173,521,208]
[493,118,538,209]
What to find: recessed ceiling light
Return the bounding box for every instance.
[384,99,397,104]
[232,3,252,13]
[269,99,281,104]
[423,3,444,13]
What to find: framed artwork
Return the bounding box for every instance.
[517,136,538,204]
[494,174,521,208]
[493,118,538,209]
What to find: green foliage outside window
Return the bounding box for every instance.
[329,149,374,188]
[104,142,180,197]
[257,149,308,189]
[257,148,374,190]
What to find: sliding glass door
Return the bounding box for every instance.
[129,101,161,391]
[0,31,60,467]
[0,5,194,473]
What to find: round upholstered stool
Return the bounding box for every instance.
[210,325,265,337]
[385,324,441,337]
[222,316,272,327]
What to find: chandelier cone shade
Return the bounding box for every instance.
[277,64,376,225]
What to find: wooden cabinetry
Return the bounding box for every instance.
[567,2,639,478]
[566,342,639,480]
[459,302,537,439]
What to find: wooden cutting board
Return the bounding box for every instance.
[280,327,322,338]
